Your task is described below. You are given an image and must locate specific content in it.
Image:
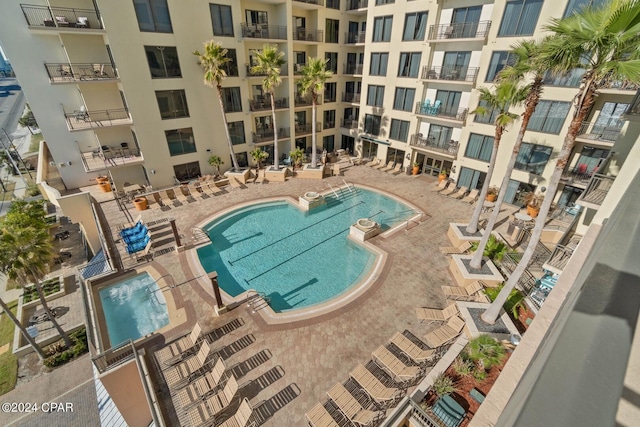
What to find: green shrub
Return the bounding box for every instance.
[452,357,473,378]
[484,283,526,318]
[471,235,508,262]
[43,328,88,368]
[466,334,506,372]
[432,372,458,397]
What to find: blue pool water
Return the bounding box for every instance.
[99,273,169,346]
[197,188,415,312]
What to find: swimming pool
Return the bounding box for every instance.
[197,187,415,312]
[99,272,169,346]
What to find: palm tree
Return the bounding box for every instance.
[469,39,553,270]
[298,58,333,168]
[482,0,640,324]
[0,297,46,360]
[251,45,286,170]
[193,41,240,172]
[0,227,72,348]
[465,81,528,240]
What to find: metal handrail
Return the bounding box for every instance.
[577,121,624,142]
[346,0,368,10]
[343,63,364,75]
[342,92,361,103]
[428,20,492,40]
[344,31,366,44]
[44,62,117,82]
[240,23,287,40]
[64,107,131,130]
[292,28,323,41]
[21,4,103,29]
[415,102,468,121]
[421,66,480,82]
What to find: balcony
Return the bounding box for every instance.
[293,28,323,41]
[252,127,290,144]
[343,64,364,75]
[410,134,459,157]
[324,121,335,129]
[578,173,615,208]
[346,0,368,12]
[599,78,639,93]
[294,123,321,136]
[249,97,289,112]
[340,118,358,129]
[544,245,574,275]
[21,4,103,30]
[428,21,492,41]
[294,95,321,107]
[64,108,132,131]
[240,24,287,40]
[560,167,596,187]
[576,121,624,144]
[293,63,307,75]
[80,145,143,173]
[45,62,117,83]
[342,92,361,103]
[245,64,288,77]
[344,32,366,44]
[421,66,479,83]
[293,0,324,6]
[415,102,468,123]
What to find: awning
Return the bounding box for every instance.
[360,135,390,146]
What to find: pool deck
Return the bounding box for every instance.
[98,166,523,425]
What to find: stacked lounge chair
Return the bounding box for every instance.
[349,364,402,407]
[424,316,466,348]
[448,186,468,199]
[164,341,213,390]
[175,358,227,410]
[184,375,238,421]
[390,333,436,364]
[415,303,460,325]
[305,402,341,427]
[442,281,485,301]
[372,345,422,382]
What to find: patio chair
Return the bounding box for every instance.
[380,162,396,173]
[152,191,170,210]
[174,186,193,204]
[442,281,485,301]
[448,186,468,199]
[156,323,204,367]
[424,316,466,348]
[122,229,150,245]
[440,185,459,197]
[184,375,238,420]
[175,358,227,410]
[305,402,341,427]
[462,189,480,204]
[374,160,393,170]
[332,163,341,177]
[163,189,181,206]
[372,346,421,382]
[164,340,212,390]
[415,303,459,324]
[255,169,266,184]
[188,183,208,199]
[390,333,436,364]
[431,180,449,192]
[388,163,403,175]
[216,398,253,427]
[125,233,151,255]
[439,241,472,255]
[432,395,466,427]
[349,364,402,406]
[365,158,380,167]
[327,383,379,426]
[229,176,246,189]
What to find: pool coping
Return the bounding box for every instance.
[185,183,424,326]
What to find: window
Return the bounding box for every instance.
[485,51,516,82]
[324,83,337,102]
[375,0,395,4]
[393,87,415,111]
[173,161,201,182]
[542,69,585,87]
[373,16,393,42]
[367,85,385,107]
[498,0,543,37]
[427,124,453,146]
[227,121,246,145]
[325,52,338,74]
[458,167,486,190]
[323,135,335,151]
[595,102,629,129]
[144,46,181,78]
[223,49,239,77]
[324,110,336,129]
[563,0,608,18]
[451,6,482,38]
[465,133,494,162]
[221,87,242,113]
[156,90,189,119]
[528,100,570,134]
[133,0,172,33]
[327,0,340,10]
[210,4,233,37]
[326,19,339,43]
[474,100,506,124]
[364,114,382,135]
[235,152,249,168]
[246,10,268,25]
[403,12,428,41]
[370,53,389,76]
[434,90,462,115]
[389,119,410,142]
[165,128,196,156]
[398,52,421,78]
[515,143,552,175]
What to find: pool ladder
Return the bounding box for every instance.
[246,290,271,313]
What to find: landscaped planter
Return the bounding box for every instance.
[20,276,66,310]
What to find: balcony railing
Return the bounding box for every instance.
[346,0,368,11]
[544,244,575,273]
[342,92,361,103]
[21,4,103,29]
[249,97,289,112]
[252,127,290,143]
[344,31,366,44]
[240,24,287,40]
[45,62,117,83]
[421,66,479,83]
[294,123,321,135]
[415,102,468,122]
[293,0,324,5]
[600,78,639,92]
[245,64,288,77]
[579,173,615,207]
[428,21,491,40]
[293,63,307,75]
[343,64,364,75]
[64,108,132,131]
[577,121,624,142]
[293,28,323,41]
[340,118,358,129]
[80,145,143,173]
[294,95,322,107]
[324,121,335,129]
[410,134,459,156]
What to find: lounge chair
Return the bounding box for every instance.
[372,346,421,382]
[431,180,449,192]
[158,190,176,207]
[380,162,396,173]
[327,383,379,426]
[415,303,460,324]
[365,158,380,167]
[164,340,212,390]
[448,186,468,199]
[306,402,341,427]
[374,160,393,170]
[188,183,208,200]
[175,358,227,410]
[255,169,266,184]
[216,398,253,427]
[442,281,485,301]
[349,364,402,406]
[156,323,204,367]
[388,163,403,174]
[440,185,459,197]
[390,333,436,364]
[462,189,480,204]
[424,316,466,348]
[184,375,238,420]
[151,191,168,210]
[439,241,472,255]
[229,176,246,189]
[332,163,341,176]
[174,186,194,204]
[204,180,223,195]
[432,395,466,427]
